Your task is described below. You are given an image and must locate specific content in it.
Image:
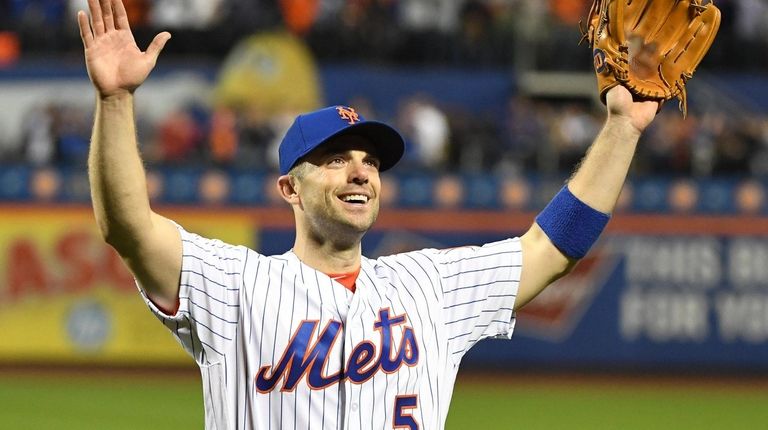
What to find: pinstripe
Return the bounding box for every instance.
[141,228,522,429]
[312,269,324,430]
[290,273,298,430]
[183,253,242,273]
[445,315,479,325]
[185,301,238,324]
[241,251,254,430]
[442,264,521,279]
[444,298,486,309]
[299,264,314,430]
[441,249,521,265]
[181,271,238,292]
[273,262,285,428]
[444,279,517,294]
[381,257,434,428]
[260,260,273,430]
[182,313,232,340]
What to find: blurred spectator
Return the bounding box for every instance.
[498,95,549,175]
[398,0,460,32]
[20,105,56,166]
[637,111,697,176]
[0,0,14,32]
[735,0,768,41]
[279,0,320,35]
[234,108,280,169]
[151,107,204,165]
[208,107,238,166]
[550,103,600,172]
[68,0,149,27]
[446,108,502,173]
[0,31,20,67]
[11,0,66,25]
[397,95,451,170]
[749,117,768,177]
[504,0,549,71]
[149,0,225,30]
[452,0,497,65]
[55,105,90,166]
[713,114,760,176]
[549,0,589,26]
[123,0,150,26]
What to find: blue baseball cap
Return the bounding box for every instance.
[278,105,405,175]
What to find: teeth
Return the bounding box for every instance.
[341,194,368,203]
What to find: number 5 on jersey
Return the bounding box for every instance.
[394,395,419,429]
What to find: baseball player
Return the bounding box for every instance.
[78,0,658,429]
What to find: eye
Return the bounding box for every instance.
[327,156,346,166]
[365,158,381,170]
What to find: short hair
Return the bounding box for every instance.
[288,161,311,180]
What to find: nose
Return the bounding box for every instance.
[348,158,369,185]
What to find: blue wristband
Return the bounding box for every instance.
[535,186,611,259]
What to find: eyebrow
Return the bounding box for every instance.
[319,147,380,160]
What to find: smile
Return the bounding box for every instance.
[339,194,369,204]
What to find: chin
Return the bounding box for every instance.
[344,218,376,234]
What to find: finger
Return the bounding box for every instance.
[146,32,172,63]
[112,0,131,30]
[77,10,94,48]
[100,0,116,31]
[88,0,105,35]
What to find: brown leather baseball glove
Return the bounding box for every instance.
[582,0,721,117]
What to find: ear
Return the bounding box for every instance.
[277,174,300,204]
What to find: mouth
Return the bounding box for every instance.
[338,193,370,206]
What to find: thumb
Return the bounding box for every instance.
[146,31,171,62]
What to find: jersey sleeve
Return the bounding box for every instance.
[434,238,522,364]
[139,225,247,366]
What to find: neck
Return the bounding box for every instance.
[292,229,362,274]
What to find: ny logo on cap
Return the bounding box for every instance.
[336,106,360,125]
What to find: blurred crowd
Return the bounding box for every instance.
[0,0,766,179]
[5,94,767,179]
[1,0,766,70]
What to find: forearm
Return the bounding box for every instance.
[566,115,641,213]
[89,93,152,249]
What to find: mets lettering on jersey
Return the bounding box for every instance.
[139,226,522,429]
[256,309,419,392]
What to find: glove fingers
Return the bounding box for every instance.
[639,1,695,53]
[664,4,721,74]
[625,0,693,82]
[608,0,626,44]
[624,0,675,40]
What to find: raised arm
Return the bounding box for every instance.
[79,0,180,311]
[516,86,658,309]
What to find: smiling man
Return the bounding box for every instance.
[276,108,403,277]
[79,0,659,429]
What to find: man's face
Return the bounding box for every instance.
[293,135,383,240]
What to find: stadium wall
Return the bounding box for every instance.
[1,205,766,372]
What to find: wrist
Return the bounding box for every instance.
[97,91,134,107]
[605,113,643,139]
[98,90,134,103]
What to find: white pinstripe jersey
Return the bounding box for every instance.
[140,226,522,430]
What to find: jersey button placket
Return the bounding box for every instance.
[343,284,369,429]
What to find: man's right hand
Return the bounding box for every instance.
[78,0,170,97]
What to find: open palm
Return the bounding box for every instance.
[78,0,170,97]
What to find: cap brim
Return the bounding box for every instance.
[308,121,405,173]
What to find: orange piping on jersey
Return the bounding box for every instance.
[327,267,360,293]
